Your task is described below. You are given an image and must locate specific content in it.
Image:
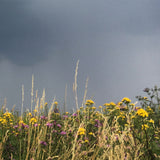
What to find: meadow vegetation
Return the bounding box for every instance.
[0,63,160,160]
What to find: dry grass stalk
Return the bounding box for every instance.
[31,74,34,112]
[82,77,89,108]
[73,60,79,111]
[21,84,24,117]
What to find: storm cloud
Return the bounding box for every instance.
[0,0,160,110]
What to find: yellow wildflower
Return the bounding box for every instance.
[1,119,7,125]
[88,132,93,135]
[19,120,24,125]
[115,106,120,110]
[104,103,110,106]
[84,139,89,143]
[143,97,148,100]
[3,112,12,119]
[110,102,116,106]
[99,106,102,109]
[147,106,153,112]
[79,132,85,135]
[118,102,123,106]
[128,133,132,137]
[30,117,37,124]
[142,124,149,130]
[34,109,38,113]
[28,112,32,116]
[78,127,86,135]
[121,97,131,103]
[85,99,94,106]
[92,106,96,110]
[54,101,58,105]
[136,108,148,117]
[149,119,154,124]
[122,116,125,119]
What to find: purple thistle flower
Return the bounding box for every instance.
[41,116,45,119]
[46,122,53,127]
[40,141,47,146]
[94,124,100,127]
[72,113,77,117]
[57,124,61,128]
[94,119,102,127]
[95,119,100,123]
[106,144,110,148]
[25,125,29,128]
[63,115,68,118]
[34,123,38,127]
[52,130,58,133]
[14,125,18,129]
[41,116,47,120]
[21,123,25,129]
[60,131,67,135]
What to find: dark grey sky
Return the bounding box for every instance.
[0,0,160,111]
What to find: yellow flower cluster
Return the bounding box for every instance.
[85,139,89,143]
[143,97,148,100]
[0,117,7,125]
[78,127,86,135]
[104,103,110,106]
[33,109,38,114]
[3,112,13,119]
[28,112,32,116]
[54,101,58,105]
[146,106,153,113]
[30,117,37,124]
[110,102,116,106]
[118,102,123,106]
[121,97,131,103]
[104,102,116,107]
[149,119,154,124]
[130,103,135,106]
[85,100,94,106]
[88,132,93,135]
[136,108,148,117]
[117,112,125,120]
[142,124,149,130]
[19,120,24,125]
[0,112,13,126]
[92,106,96,110]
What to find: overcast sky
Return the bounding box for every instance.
[0,0,160,111]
